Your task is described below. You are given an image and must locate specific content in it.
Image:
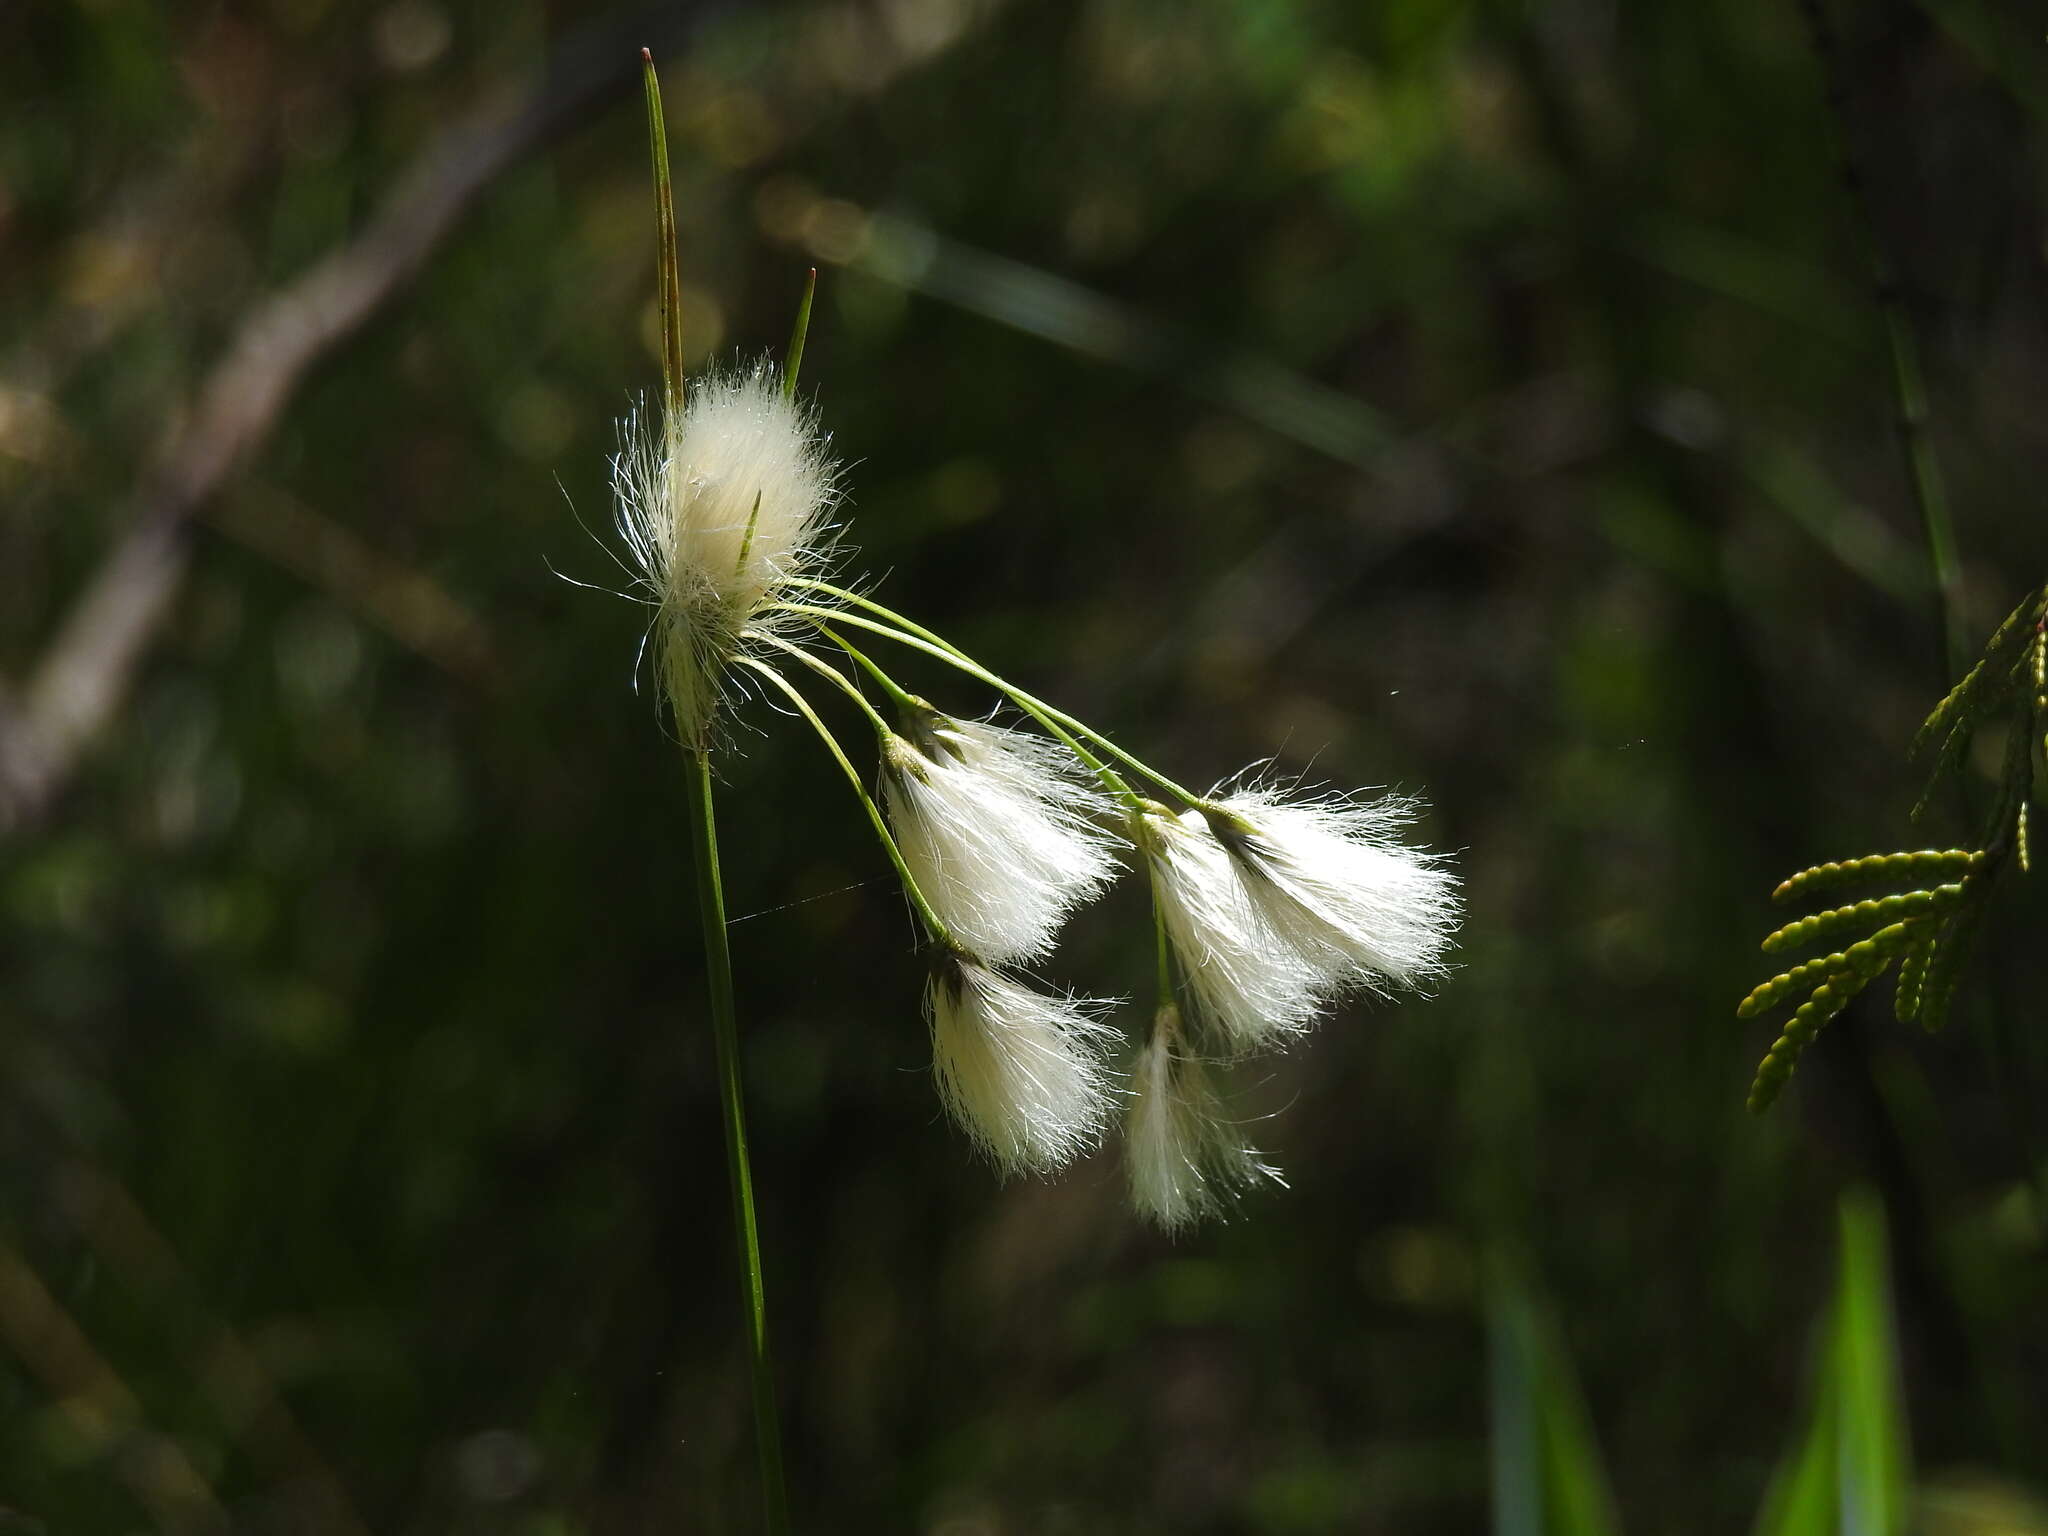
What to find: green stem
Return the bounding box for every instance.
[735,657,958,947]
[789,601,1139,802]
[771,591,1185,810]
[748,632,893,742]
[819,627,917,715]
[835,606,1146,811]
[680,745,789,1535]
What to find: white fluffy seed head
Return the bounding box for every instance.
[613,363,840,745]
[1126,1004,1283,1233]
[927,954,1120,1177]
[883,711,1122,964]
[1206,788,1460,994]
[1139,803,1327,1054]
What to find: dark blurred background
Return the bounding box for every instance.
[3,0,2047,1530]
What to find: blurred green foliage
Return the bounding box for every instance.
[1492,1191,2026,1536]
[2,0,2047,1530]
[1753,1193,1911,1536]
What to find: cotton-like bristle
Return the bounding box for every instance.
[1125,1006,1281,1232]
[884,715,1122,965]
[1140,805,1327,1054]
[612,363,840,744]
[928,955,1120,1176]
[1208,789,1460,994]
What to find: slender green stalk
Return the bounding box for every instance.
[833,606,1141,805]
[735,657,958,946]
[680,745,789,1535]
[768,592,1180,810]
[784,600,1141,801]
[748,631,894,741]
[794,580,1192,804]
[819,627,918,715]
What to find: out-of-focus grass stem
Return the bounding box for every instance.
[1792,0,1964,677]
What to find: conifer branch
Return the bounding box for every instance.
[1741,586,2048,1110]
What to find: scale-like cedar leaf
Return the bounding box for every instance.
[1740,582,2044,1112]
[1910,586,2041,760]
[1771,850,1978,907]
[1915,902,1984,1034]
[1760,886,1962,957]
[1748,963,1883,1113]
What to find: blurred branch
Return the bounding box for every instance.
[54,1159,373,1536]
[1619,215,1866,348]
[1737,436,1926,601]
[0,1239,227,1533]
[0,3,723,835]
[1918,0,2048,122]
[207,484,498,688]
[837,209,1403,468]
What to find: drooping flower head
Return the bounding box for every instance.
[1138,801,1328,1054]
[1200,787,1460,995]
[613,362,840,746]
[883,706,1123,965]
[927,951,1120,1177]
[1138,779,1458,1056]
[1126,1004,1282,1232]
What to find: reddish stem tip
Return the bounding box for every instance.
[640,46,653,62]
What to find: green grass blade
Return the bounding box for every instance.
[1751,1189,1910,1536]
[1489,1259,1624,1536]
[1832,1192,1910,1536]
[1753,1375,1839,1536]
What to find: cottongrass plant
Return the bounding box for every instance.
[615,49,1459,1529]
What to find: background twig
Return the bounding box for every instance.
[0,5,720,834]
